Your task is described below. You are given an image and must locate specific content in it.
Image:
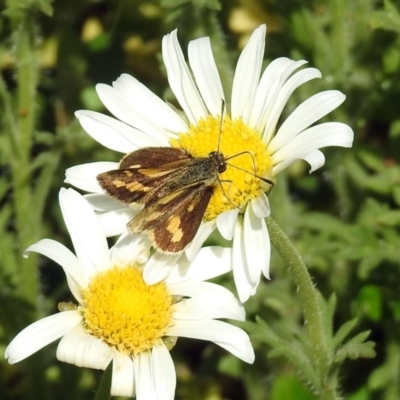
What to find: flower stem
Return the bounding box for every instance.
[94,362,112,400]
[3,11,40,305]
[267,217,340,399]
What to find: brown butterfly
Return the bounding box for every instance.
[97,147,273,253]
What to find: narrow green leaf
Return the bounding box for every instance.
[94,361,112,400]
[370,0,400,32]
[268,345,319,391]
[334,339,376,363]
[332,319,358,349]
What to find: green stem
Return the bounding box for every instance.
[331,0,347,81]
[94,362,113,400]
[267,217,340,399]
[0,75,18,146]
[10,15,40,304]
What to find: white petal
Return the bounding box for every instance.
[302,149,326,173]
[135,351,157,400]
[166,246,231,285]
[169,280,233,299]
[167,320,255,363]
[188,37,225,116]
[5,311,82,364]
[231,25,266,120]
[162,30,207,124]
[65,162,118,193]
[184,220,215,261]
[232,223,252,303]
[263,67,322,144]
[174,291,245,321]
[273,149,326,175]
[25,239,86,299]
[84,193,123,212]
[111,73,187,134]
[57,326,112,369]
[97,208,134,237]
[96,83,171,145]
[111,233,150,266]
[249,58,308,130]
[244,205,270,283]
[260,217,272,279]
[269,90,346,153]
[111,352,135,397]
[143,252,181,285]
[59,188,111,277]
[75,110,157,152]
[216,208,239,240]
[272,122,353,174]
[272,150,322,175]
[250,193,271,218]
[151,344,176,400]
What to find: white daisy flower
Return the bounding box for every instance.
[66,24,354,302]
[5,188,254,399]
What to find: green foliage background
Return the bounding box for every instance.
[0,0,399,399]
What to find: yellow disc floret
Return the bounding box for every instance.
[81,265,173,356]
[170,115,273,220]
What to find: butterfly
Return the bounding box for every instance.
[97,146,231,253]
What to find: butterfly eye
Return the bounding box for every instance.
[218,163,226,173]
[209,151,227,174]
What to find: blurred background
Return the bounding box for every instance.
[1,0,400,399]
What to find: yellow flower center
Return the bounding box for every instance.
[81,265,173,356]
[170,115,273,220]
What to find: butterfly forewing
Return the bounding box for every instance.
[120,147,192,169]
[97,148,195,205]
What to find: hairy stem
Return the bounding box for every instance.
[267,217,340,399]
[10,14,40,304]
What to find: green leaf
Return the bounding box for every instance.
[346,386,371,400]
[332,319,358,349]
[268,345,319,391]
[247,318,290,349]
[94,361,112,400]
[354,285,383,321]
[370,0,400,33]
[80,86,105,112]
[334,331,376,363]
[160,0,188,7]
[393,186,400,206]
[368,343,400,391]
[270,374,315,400]
[376,210,400,226]
[389,300,400,319]
[357,149,386,172]
[218,354,242,377]
[248,319,319,390]
[36,0,53,16]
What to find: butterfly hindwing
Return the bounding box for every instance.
[129,185,213,253]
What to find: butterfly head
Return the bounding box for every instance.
[208,151,227,173]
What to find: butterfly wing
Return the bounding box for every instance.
[97,147,196,205]
[97,146,218,253]
[120,147,191,169]
[129,185,213,253]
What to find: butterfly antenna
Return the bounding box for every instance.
[217,99,225,153]
[225,150,275,187]
[225,151,256,175]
